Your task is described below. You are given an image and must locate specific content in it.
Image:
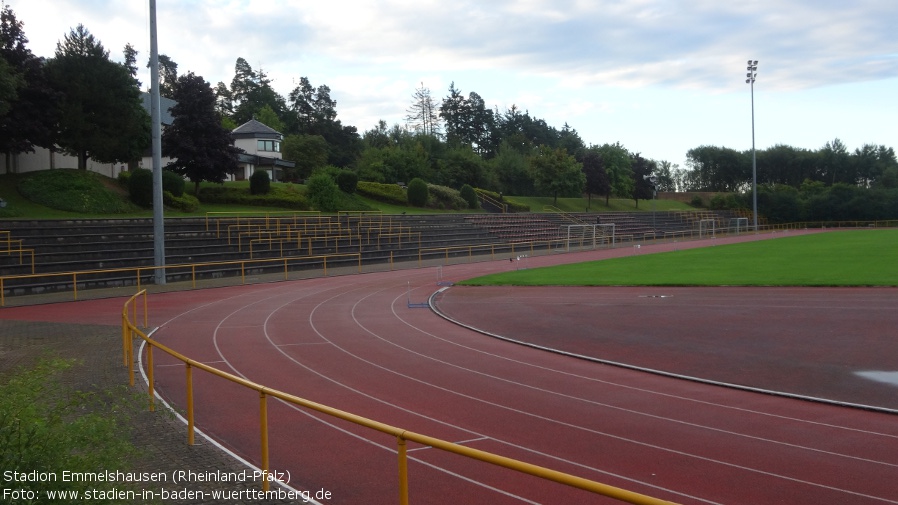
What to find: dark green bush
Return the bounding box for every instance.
[336,170,358,194]
[197,185,310,209]
[249,170,271,195]
[128,168,154,207]
[162,170,185,197]
[407,178,429,207]
[427,184,467,210]
[307,173,340,212]
[690,195,704,208]
[356,181,408,205]
[459,184,478,209]
[163,191,200,212]
[117,170,131,188]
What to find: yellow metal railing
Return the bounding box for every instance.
[1,253,361,307]
[122,290,679,505]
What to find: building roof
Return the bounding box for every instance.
[231,119,284,139]
[139,92,177,125]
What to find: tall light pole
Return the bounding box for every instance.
[746,59,758,231]
[150,0,166,284]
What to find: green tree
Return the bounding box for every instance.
[228,58,287,126]
[488,141,532,195]
[594,143,633,205]
[441,145,484,188]
[45,24,150,170]
[162,72,241,193]
[630,153,655,208]
[530,146,584,205]
[255,104,285,133]
[0,4,58,165]
[282,134,328,180]
[580,147,609,208]
[146,53,178,98]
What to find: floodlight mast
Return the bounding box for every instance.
[150,0,166,284]
[746,59,758,232]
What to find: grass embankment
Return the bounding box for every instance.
[0,171,694,219]
[461,230,898,287]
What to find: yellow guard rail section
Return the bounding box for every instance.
[122,290,680,505]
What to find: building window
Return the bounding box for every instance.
[257,140,280,152]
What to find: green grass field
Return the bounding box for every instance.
[461,230,898,287]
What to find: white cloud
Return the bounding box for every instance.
[7,0,898,167]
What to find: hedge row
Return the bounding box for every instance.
[356,181,408,205]
[197,186,310,209]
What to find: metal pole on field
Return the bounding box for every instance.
[150,0,166,284]
[746,59,758,232]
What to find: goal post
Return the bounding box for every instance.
[698,219,716,239]
[728,217,749,234]
[565,224,614,251]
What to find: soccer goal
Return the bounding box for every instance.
[565,224,614,252]
[698,219,716,239]
[728,217,749,234]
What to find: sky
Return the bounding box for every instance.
[8,0,898,169]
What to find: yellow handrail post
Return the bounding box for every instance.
[122,312,129,367]
[142,290,148,329]
[128,327,135,387]
[358,253,362,273]
[260,391,270,493]
[241,262,245,284]
[397,435,409,505]
[390,251,394,271]
[323,257,328,276]
[186,363,195,445]
[72,273,78,301]
[1,278,4,307]
[137,268,142,292]
[192,265,196,289]
[147,344,155,411]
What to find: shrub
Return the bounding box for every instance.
[307,173,341,212]
[356,181,408,205]
[459,184,478,209]
[196,185,310,209]
[163,191,200,212]
[162,170,185,197]
[128,168,154,207]
[407,178,429,207]
[690,195,704,208]
[427,184,467,210]
[336,170,358,194]
[249,170,271,195]
[117,170,131,188]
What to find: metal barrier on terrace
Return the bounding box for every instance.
[121,290,679,505]
[1,230,35,274]
[0,253,362,307]
[5,220,897,307]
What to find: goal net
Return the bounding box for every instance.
[728,217,749,234]
[565,224,614,251]
[698,219,716,238]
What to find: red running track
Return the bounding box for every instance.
[3,231,898,504]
